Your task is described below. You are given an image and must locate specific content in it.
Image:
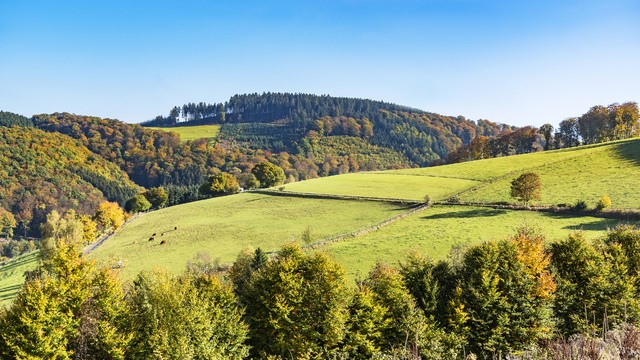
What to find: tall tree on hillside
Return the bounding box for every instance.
[579,105,610,144]
[251,161,285,188]
[538,123,554,150]
[510,172,542,205]
[557,118,580,147]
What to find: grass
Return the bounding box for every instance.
[326,205,640,279]
[387,140,629,181]
[281,173,480,201]
[0,252,39,306]
[457,139,640,208]
[149,124,221,142]
[89,192,410,280]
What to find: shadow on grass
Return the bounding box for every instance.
[422,208,508,220]
[0,252,39,275]
[613,139,640,167]
[0,284,22,301]
[540,212,625,232]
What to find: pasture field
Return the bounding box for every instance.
[327,205,639,279]
[149,124,221,141]
[281,138,640,208]
[280,172,480,201]
[387,139,628,181]
[457,139,640,208]
[89,192,410,280]
[0,252,39,305]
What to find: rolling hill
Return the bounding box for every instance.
[3,137,640,303]
[79,138,640,279]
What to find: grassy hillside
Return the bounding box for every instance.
[283,138,640,208]
[327,205,638,278]
[89,192,410,280]
[281,173,479,201]
[457,139,640,208]
[0,252,39,305]
[148,124,220,142]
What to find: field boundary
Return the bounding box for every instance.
[436,201,640,221]
[251,189,424,205]
[301,203,431,250]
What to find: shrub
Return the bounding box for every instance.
[596,194,612,211]
[573,200,589,212]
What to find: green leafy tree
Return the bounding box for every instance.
[510,172,542,205]
[142,186,168,209]
[538,123,554,150]
[364,262,445,357]
[199,172,240,195]
[124,194,152,213]
[341,284,388,358]
[458,234,554,356]
[0,213,130,359]
[237,173,260,189]
[251,161,285,188]
[242,243,349,358]
[125,270,249,359]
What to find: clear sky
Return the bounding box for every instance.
[0,0,638,127]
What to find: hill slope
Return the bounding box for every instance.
[0,126,139,236]
[282,138,640,209]
[144,92,510,165]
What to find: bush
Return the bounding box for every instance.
[596,194,612,211]
[573,200,589,212]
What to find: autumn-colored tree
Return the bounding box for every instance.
[94,201,126,232]
[0,206,17,239]
[199,172,239,195]
[510,172,542,205]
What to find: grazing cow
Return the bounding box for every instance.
[148,237,154,241]
[174,226,177,230]
[160,240,166,245]
[152,233,156,236]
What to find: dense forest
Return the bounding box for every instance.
[3,219,640,358]
[143,92,509,165]
[0,126,138,237]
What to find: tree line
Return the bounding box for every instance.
[446,102,639,164]
[3,221,640,358]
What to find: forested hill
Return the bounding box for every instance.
[0,126,139,236]
[143,93,511,165]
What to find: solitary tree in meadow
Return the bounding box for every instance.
[510,172,542,206]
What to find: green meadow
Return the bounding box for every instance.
[89,192,409,280]
[281,172,480,201]
[326,205,639,279]
[149,124,221,142]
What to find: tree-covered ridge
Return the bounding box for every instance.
[145,92,508,165]
[31,112,420,189]
[0,126,138,237]
[0,111,33,128]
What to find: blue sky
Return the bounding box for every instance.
[0,0,638,127]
